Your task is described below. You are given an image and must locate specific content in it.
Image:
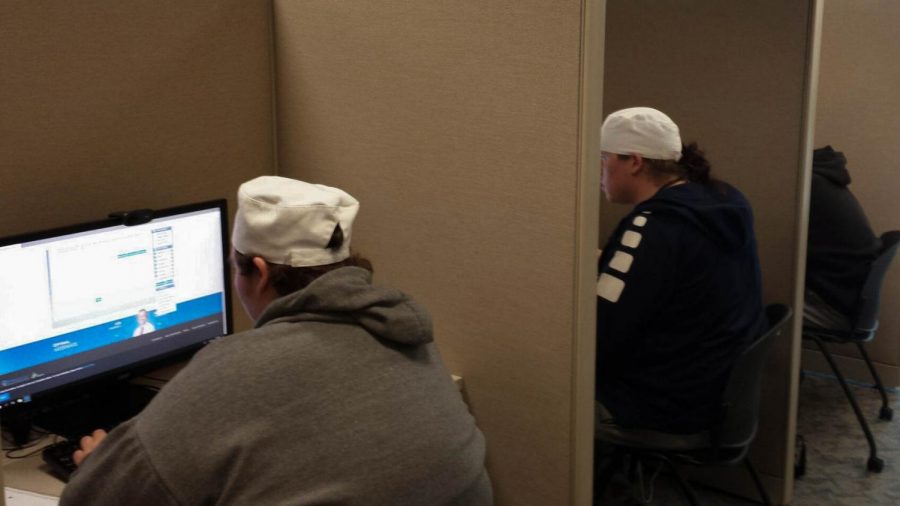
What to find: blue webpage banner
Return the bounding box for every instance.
[0,293,223,376]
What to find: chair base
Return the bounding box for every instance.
[794,433,807,478]
[868,456,884,473]
[810,335,886,473]
[595,446,772,506]
[855,341,893,419]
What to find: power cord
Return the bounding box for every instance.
[4,433,59,459]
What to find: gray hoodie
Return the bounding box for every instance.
[60,267,492,505]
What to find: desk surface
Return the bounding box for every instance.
[0,362,190,501]
[2,443,64,498]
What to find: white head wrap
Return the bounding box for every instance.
[232,176,359,267]
[600,107,682,161]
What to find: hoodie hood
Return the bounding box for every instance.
[813,145,851,186]
[254,266,432,346]
[636,182,756,251]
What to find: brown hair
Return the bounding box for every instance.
[619,142,719,187]
[233,224,373,296]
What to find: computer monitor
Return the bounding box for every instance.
[0,199,232,437]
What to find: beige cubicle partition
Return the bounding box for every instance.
[804,0,900,386]
[271,1,604,504]
[602,1,819,503]
[0,0,276,331]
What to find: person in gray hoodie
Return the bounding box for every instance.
[60,176,492,505]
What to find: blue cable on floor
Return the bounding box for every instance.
[802,369,900,394]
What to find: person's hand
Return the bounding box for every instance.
[73,429,108,467]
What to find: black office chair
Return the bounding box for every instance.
[802,230,900,473]
[595,304,792,506]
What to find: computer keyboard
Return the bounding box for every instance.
[41,439,81,482]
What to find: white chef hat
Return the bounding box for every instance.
[600,107,683,161]
[232,176,360,267]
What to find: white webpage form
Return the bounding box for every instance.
[152,226,177,315]
[167,210,225,306]
[124,209,225,321]
[44,209,226,336]
[47,230,156,329]
[0,226,155,353]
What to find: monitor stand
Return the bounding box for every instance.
[15,382,157,443]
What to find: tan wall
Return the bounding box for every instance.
[807,0,900,385]
[603,1,815,502]
[272,1,601,504]
[0,0,276,331]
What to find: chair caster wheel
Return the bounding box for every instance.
[868,457,884,473]
[879,406,893,421]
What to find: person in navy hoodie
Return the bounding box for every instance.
[595,107,765,437]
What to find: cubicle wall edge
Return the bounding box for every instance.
[781,1,824,503]
[267,0,282,181]
[572,0,605,504]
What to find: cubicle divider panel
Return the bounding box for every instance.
[0,0,276,332]
[602,1,815,502]
[272,1,597,504]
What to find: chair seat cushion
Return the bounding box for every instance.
[803,325,874,343]
[596,423,711,451]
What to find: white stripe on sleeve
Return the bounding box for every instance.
[621,230,642,249]
[597,273,625,303]
[608,250,634,274]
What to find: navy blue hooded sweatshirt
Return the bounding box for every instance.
[596,181,765,434]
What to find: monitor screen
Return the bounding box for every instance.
[0,200,232,412]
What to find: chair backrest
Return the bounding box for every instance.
[716,304,792,450]
[854,230,900,335]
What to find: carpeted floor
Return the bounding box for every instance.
[596,373,900,505]
[791,373,900,505]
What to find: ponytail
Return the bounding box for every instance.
[678,142,712,185]
[624,142,722,190]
